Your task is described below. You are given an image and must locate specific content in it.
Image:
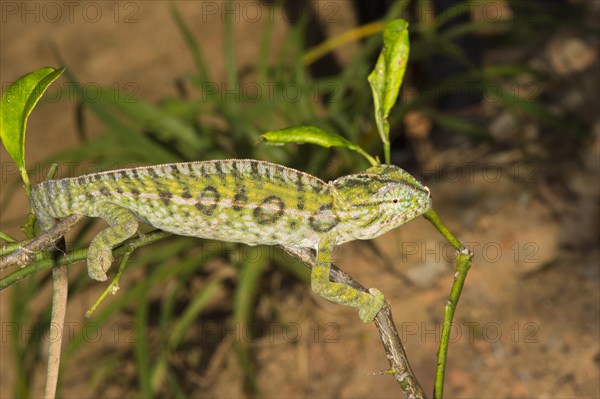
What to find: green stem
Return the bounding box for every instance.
[0,240,32,255]
[85,250,133,318]
[21,170,31,200]
[423,208,473,399]
[423,208,462,250]
[355,146,379,166]
[383,140,391,165]
[0,231,18,243]
[0,230,172,291]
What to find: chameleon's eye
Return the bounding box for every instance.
[392,199,399,204]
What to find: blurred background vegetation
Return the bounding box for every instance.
[1,1,598,397]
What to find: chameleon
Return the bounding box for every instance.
[30,159,432,323]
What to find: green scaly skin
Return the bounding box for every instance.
[30,159,432,322]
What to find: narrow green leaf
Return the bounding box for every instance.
[261,125,377,166]
[169,2,211,83]
[0,67,65,193]
[134,281,153,398]
[367,19,410,163]
[97,87,205,157]
[232,245,266,396]
[0,231,17,243]
[169,278,223,348]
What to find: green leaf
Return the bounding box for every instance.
[261,125,377,166]
[0,67,65,194]
[96,87,206,158]
[367,19,410,164]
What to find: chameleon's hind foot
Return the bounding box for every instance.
[358,288,385,323]
[85,204,139,282]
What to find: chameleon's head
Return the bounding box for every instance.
[331,164,432,241]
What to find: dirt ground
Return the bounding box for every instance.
[1,1,599,398]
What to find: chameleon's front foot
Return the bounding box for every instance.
[87,244,112,282]
[358,288,385,323]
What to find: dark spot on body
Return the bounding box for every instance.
[215,162,226,180]
[116,187,124,194]
[131,188,141,196]
[200,164,209,178]
[272,164,288,184]
[309,183,322,194]
[99,187,111,196]
[309,204,339,233]
[196,186,220,215]
[77,177,87,185]
[253,196,285,225]
[182,190,193,199]
[233,192,248,211]
[60,179,73,210]
[295,176,306,211]
[339,177,367,188]
[158,190,172,206]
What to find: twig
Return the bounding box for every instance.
[423,208,473,399]
[45,265,68,399]
[281,246,426,399]
[0,230,173,291]
[0,214,84,271]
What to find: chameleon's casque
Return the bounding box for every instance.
[31,159,431,322]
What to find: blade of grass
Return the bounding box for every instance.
[98,87,207,158]
[303,21,384,66]
[169,2,211,83]
[134,279,153,398]
[223,0,239,120]
[232,245,267,396]
[59,68,181,163]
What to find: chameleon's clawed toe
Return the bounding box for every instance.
[358,288,385,323]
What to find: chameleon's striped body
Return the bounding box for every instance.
[31,159,432,322]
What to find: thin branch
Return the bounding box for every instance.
[434,248,472,399]
[280,246,426,399]
[0,215,84,271]
[424,208,473,399]
[45,266,68,399]
[0,230,173,291]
